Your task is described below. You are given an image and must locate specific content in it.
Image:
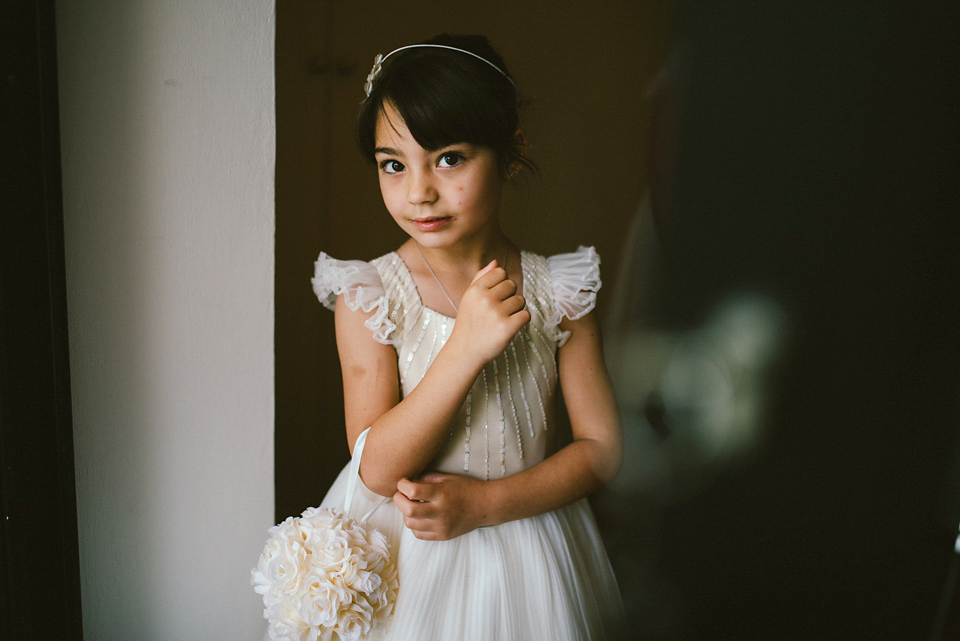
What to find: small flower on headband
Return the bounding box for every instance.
[364,53,383,97]
[361,44,517,99]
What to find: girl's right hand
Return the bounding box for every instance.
[394,473,491,540]
[449,260,530,366]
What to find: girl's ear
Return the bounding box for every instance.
[506,129,528,179]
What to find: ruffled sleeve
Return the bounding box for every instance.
[545,246,602,346]
[311,252,398,346]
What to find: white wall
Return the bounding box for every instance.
[56,1,274,639]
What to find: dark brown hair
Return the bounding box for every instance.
[356,34,533,175]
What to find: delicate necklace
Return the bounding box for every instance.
[415,242,459,314]
[414,242,508,315]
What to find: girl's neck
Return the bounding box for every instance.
[409,232,513,276]
[399,230,522,318]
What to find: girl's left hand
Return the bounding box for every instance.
[394,473,491,540]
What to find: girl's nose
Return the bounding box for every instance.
[407,169,438,205]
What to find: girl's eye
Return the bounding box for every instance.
[380,159,404,174]
[438,152,464,168]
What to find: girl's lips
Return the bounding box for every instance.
[411,216,453,232]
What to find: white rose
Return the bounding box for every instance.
[362,549,386,576]
[283,521,310,556]
[312,531,351,570]
[267,546,306,597]
[303,626,335,641]
[335,602,374,641]
[251,559,274,596]
[299,506,328,521]
[302,521,335,553]
[371,564,399,622]
[268,615,306,641]
[351,569,381,595]
[332,551,362,586]
[368,528,389,551]
[272,515,297,536]
[252,520,293,594]
[366,587,391,622]
[359,532,390,572]
[299,572,349,629]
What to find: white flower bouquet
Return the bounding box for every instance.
[252,429,397,641]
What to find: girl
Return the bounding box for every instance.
[313,34,625,640]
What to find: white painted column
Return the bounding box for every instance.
[56,2,275,639]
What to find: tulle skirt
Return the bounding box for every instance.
[320,463,626,641]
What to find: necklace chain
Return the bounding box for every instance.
[414,242,508,316]
[415,242,459,314]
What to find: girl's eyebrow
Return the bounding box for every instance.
[374,146,399,156]
[437,142,471,151]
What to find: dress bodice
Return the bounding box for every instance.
[313,247,601,480]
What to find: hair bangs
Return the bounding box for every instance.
[390,61,514,157]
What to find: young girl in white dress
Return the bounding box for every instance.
[312,33,625,640]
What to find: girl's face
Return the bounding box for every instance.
[374,102,504,251]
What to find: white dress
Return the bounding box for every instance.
[312,246,625,641]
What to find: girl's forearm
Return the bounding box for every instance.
[468,309,624,527]
[360,339,484,496]
[479,434,622,527]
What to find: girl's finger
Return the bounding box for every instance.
[410,528,442,541]
[392,491,415,515]
[500,294,527,316]
[393,489,421,511]
[472,266,508,291]
[489,278,518,300]
[396,477,425,500]
[395,481,413,500]
[395,497,438,523]
[399,478,441,502]
[505,308,532,332]
[470,259,499,285]
[404,514,444,537]
[405,499,438,519]
[402,514,431,531]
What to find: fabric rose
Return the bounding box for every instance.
[252,507,398,641]
[363,53,383,97]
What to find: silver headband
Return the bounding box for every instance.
[363,44,517,97]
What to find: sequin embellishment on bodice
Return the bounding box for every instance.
[372,251,559,480]
[312,246,601,480]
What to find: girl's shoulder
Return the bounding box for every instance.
[312,251,413,346]
[523,246,601,346]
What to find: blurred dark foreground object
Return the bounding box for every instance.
[603,1,959,640]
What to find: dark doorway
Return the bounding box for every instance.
[1,1,84,640]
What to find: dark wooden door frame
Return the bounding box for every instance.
[1,1,84,639]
